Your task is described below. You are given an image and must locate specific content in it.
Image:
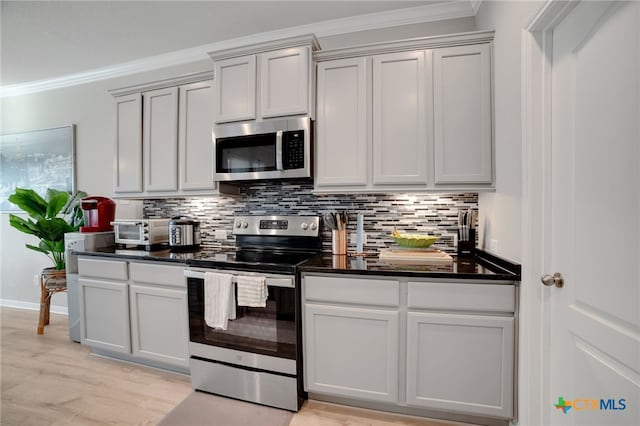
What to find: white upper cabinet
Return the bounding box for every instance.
[143,87,179,192]
[372,51,428,185]
[260,46,309,118]
[179,80,216,191]
[313,30,495,193]
[210,35,318,123]
[214,55,257,123]
[114,93,143,193]
[433,44,492,184]
[111,75,232,198]
[315,57,369,187]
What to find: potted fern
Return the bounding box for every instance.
[8,188,87,270]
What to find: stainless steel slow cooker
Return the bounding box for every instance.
[169,216,201,248]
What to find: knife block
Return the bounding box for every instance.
[457,228,476,257]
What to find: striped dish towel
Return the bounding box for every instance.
[237,275,268,307]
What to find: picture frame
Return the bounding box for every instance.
[0,124,76,212]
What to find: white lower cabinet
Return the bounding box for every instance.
[302,274,516,422]
[129,284,189,369]
[78,257,189,372]
[79,278,130,354]
[406,312,514,418]
[304,304,399,402]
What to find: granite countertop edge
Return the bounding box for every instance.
[74,248,520,282]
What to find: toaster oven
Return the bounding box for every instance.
[111,219,169,246]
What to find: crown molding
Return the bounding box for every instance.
[314,30,495,62]
[108,70,213,97]
[0,1,478,98]
[208,34,320,62]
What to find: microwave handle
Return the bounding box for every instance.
[276,130,283,171]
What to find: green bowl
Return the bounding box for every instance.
[392,234,439,248]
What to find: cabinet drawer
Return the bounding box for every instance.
[408,281,515,313]
[78,257,128,281]
[129,262,186,288]
[304,275,399,307]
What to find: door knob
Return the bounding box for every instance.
[541,272,564,288]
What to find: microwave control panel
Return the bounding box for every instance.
[282,130,305,169]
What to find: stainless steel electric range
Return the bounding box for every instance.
[184,215,321,411]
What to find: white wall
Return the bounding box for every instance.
[0,60,212,311]
[1,21,472,310]
[475,0,542,262]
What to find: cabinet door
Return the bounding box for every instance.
[433,44,492,184]
[129,284,189,369]
[179,80,216,191]
[304,303,399,403]
[260,46,309,118]
[372,51,428,185]
[315,58,369,187]
[214,55,256,123]
[79,278,130,354]
[114,93,142,192]
[143,87,179,192]
[406,312,514,418]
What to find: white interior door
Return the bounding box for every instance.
[549,2,639,425]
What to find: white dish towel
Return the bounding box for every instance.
[204,272,236,330]
[237,275,268,307]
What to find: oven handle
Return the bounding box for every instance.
[184,269,294,288]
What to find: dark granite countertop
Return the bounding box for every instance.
[75,247,520,282]
[299,250,520,282]
[74,247,200,264]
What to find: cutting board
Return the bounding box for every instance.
[379,248,453,265]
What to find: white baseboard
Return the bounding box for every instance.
[0,299,68,316]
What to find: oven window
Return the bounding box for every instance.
[187,278,296,359]
[117,224,141,240]
[216,134,277,173]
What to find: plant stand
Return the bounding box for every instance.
[38,268,67,335]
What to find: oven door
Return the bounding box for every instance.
[185,269,297,360]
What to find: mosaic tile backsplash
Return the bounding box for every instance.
[143,180,478,254]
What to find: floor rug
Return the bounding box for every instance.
[158,391,293,426]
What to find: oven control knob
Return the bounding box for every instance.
[301,222,309,230]
[235,221,241,228]
[310,222,318,231]
[242,221,248,229]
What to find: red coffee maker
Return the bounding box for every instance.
[80,196,116,232]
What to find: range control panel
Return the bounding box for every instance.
[233,215,320,237]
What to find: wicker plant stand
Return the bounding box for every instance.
[38,268,67,335]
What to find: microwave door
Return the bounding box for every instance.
[215,133,278,180]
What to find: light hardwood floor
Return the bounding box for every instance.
[1,308,467,426]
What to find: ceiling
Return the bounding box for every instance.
[0,1,458,86]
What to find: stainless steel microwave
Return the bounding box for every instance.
[213,117,311,181]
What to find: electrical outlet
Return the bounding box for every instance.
[33,274,40,286]
[490,239,499,252]
[215,229,228,240]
